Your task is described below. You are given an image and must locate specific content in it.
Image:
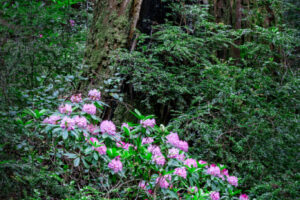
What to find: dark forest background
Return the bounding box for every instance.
[0,0,299,199]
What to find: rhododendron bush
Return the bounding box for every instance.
[42,90,249,200]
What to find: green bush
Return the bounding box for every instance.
[111,2,299,199]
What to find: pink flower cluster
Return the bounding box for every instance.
[89,137,107,155]
[167,148,185,161]
[174,167,187,179]
[87,124,98,135]
[116,141,134,150]
[82,104,96,115]
[199,160,208,165]
[166,132,189,152]
[210,191,220,200]
[239,194,249,200]
[207,164,221,176]
[227,176,238,187]
[184,158,197,168]
[156,174,171,189]
[147,145,162,156]
[121,123,132,130]
[96,144,107,155]
[138,180,148,190]
[153,155,166,166]
[88,89,101,101]
[108,156,123,173]
[60,116,75,131]
[70,93,82,103]
[147,145,165,165]
[59,104,72,115]
[74,116,88,128]
[206,164,238,187]
[43,115,60,125]
[90,137,98,144]
[100,120,116,136]
[69,19,75,27]
[140,118,156,128]
[142,137,154,145]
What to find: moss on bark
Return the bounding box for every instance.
[85,0,133,85]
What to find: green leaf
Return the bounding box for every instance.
[74,157,80,167]
[94,101,104,109]
[84,146,93,155]
[93,152,98,160]
[165,190,179,199]
[65,153,77,159]
[62,130,68,140]
[82,158,89,168]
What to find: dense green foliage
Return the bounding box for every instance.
[111,1,299,199]
[38,92,249,200]
[0,0,90,199]
[0,0,88,110]
[0,0,299,199]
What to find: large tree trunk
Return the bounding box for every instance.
[84,0,167,121]
[85,0,143,85]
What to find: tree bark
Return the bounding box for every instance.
[85,0,143,86]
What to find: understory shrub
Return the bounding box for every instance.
[109,2,299,199]
[40,89,251,200]
[169,64,299,199]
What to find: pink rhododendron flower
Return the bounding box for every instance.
[167,148,186,161]
[89,137,106,154]
[73,116,88,128]
[122,143,134,150]
[100,120,116,135]
[138,181,147,190]
[210,191,220,200]
[39,34,43,38]
[199,160,207,165]
[221,169,229,177]
[88,89,101,101]
[142,137,154,145]
[87,124,98,135]
[140,118,156,128]
[90,137,99,144]
[188,186,198,193]
[147,145,162,156]
[166,132,179,146]
[83,132,88,140]
[239,194,249,200]
[116,141,125,148]
[184,158,197,168]
[207,165,221,177]
[165,132,189,152]
[42,118,49,124]
[168,148,179,158]
[176,153,186,161]
[59,104,72,115]
[108,156,123,173]
[82,104,96,115]
[177,140,189,152]
[156,175,171,189]
[174,167,187,179]
[95,144,107,155]
[43,115,60,124]
[69,19,75,26]
[121,123,132,130]
[227,176,238,187]
[70,93,82,103]
[60,116,75,131]
[153,155,165,166]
